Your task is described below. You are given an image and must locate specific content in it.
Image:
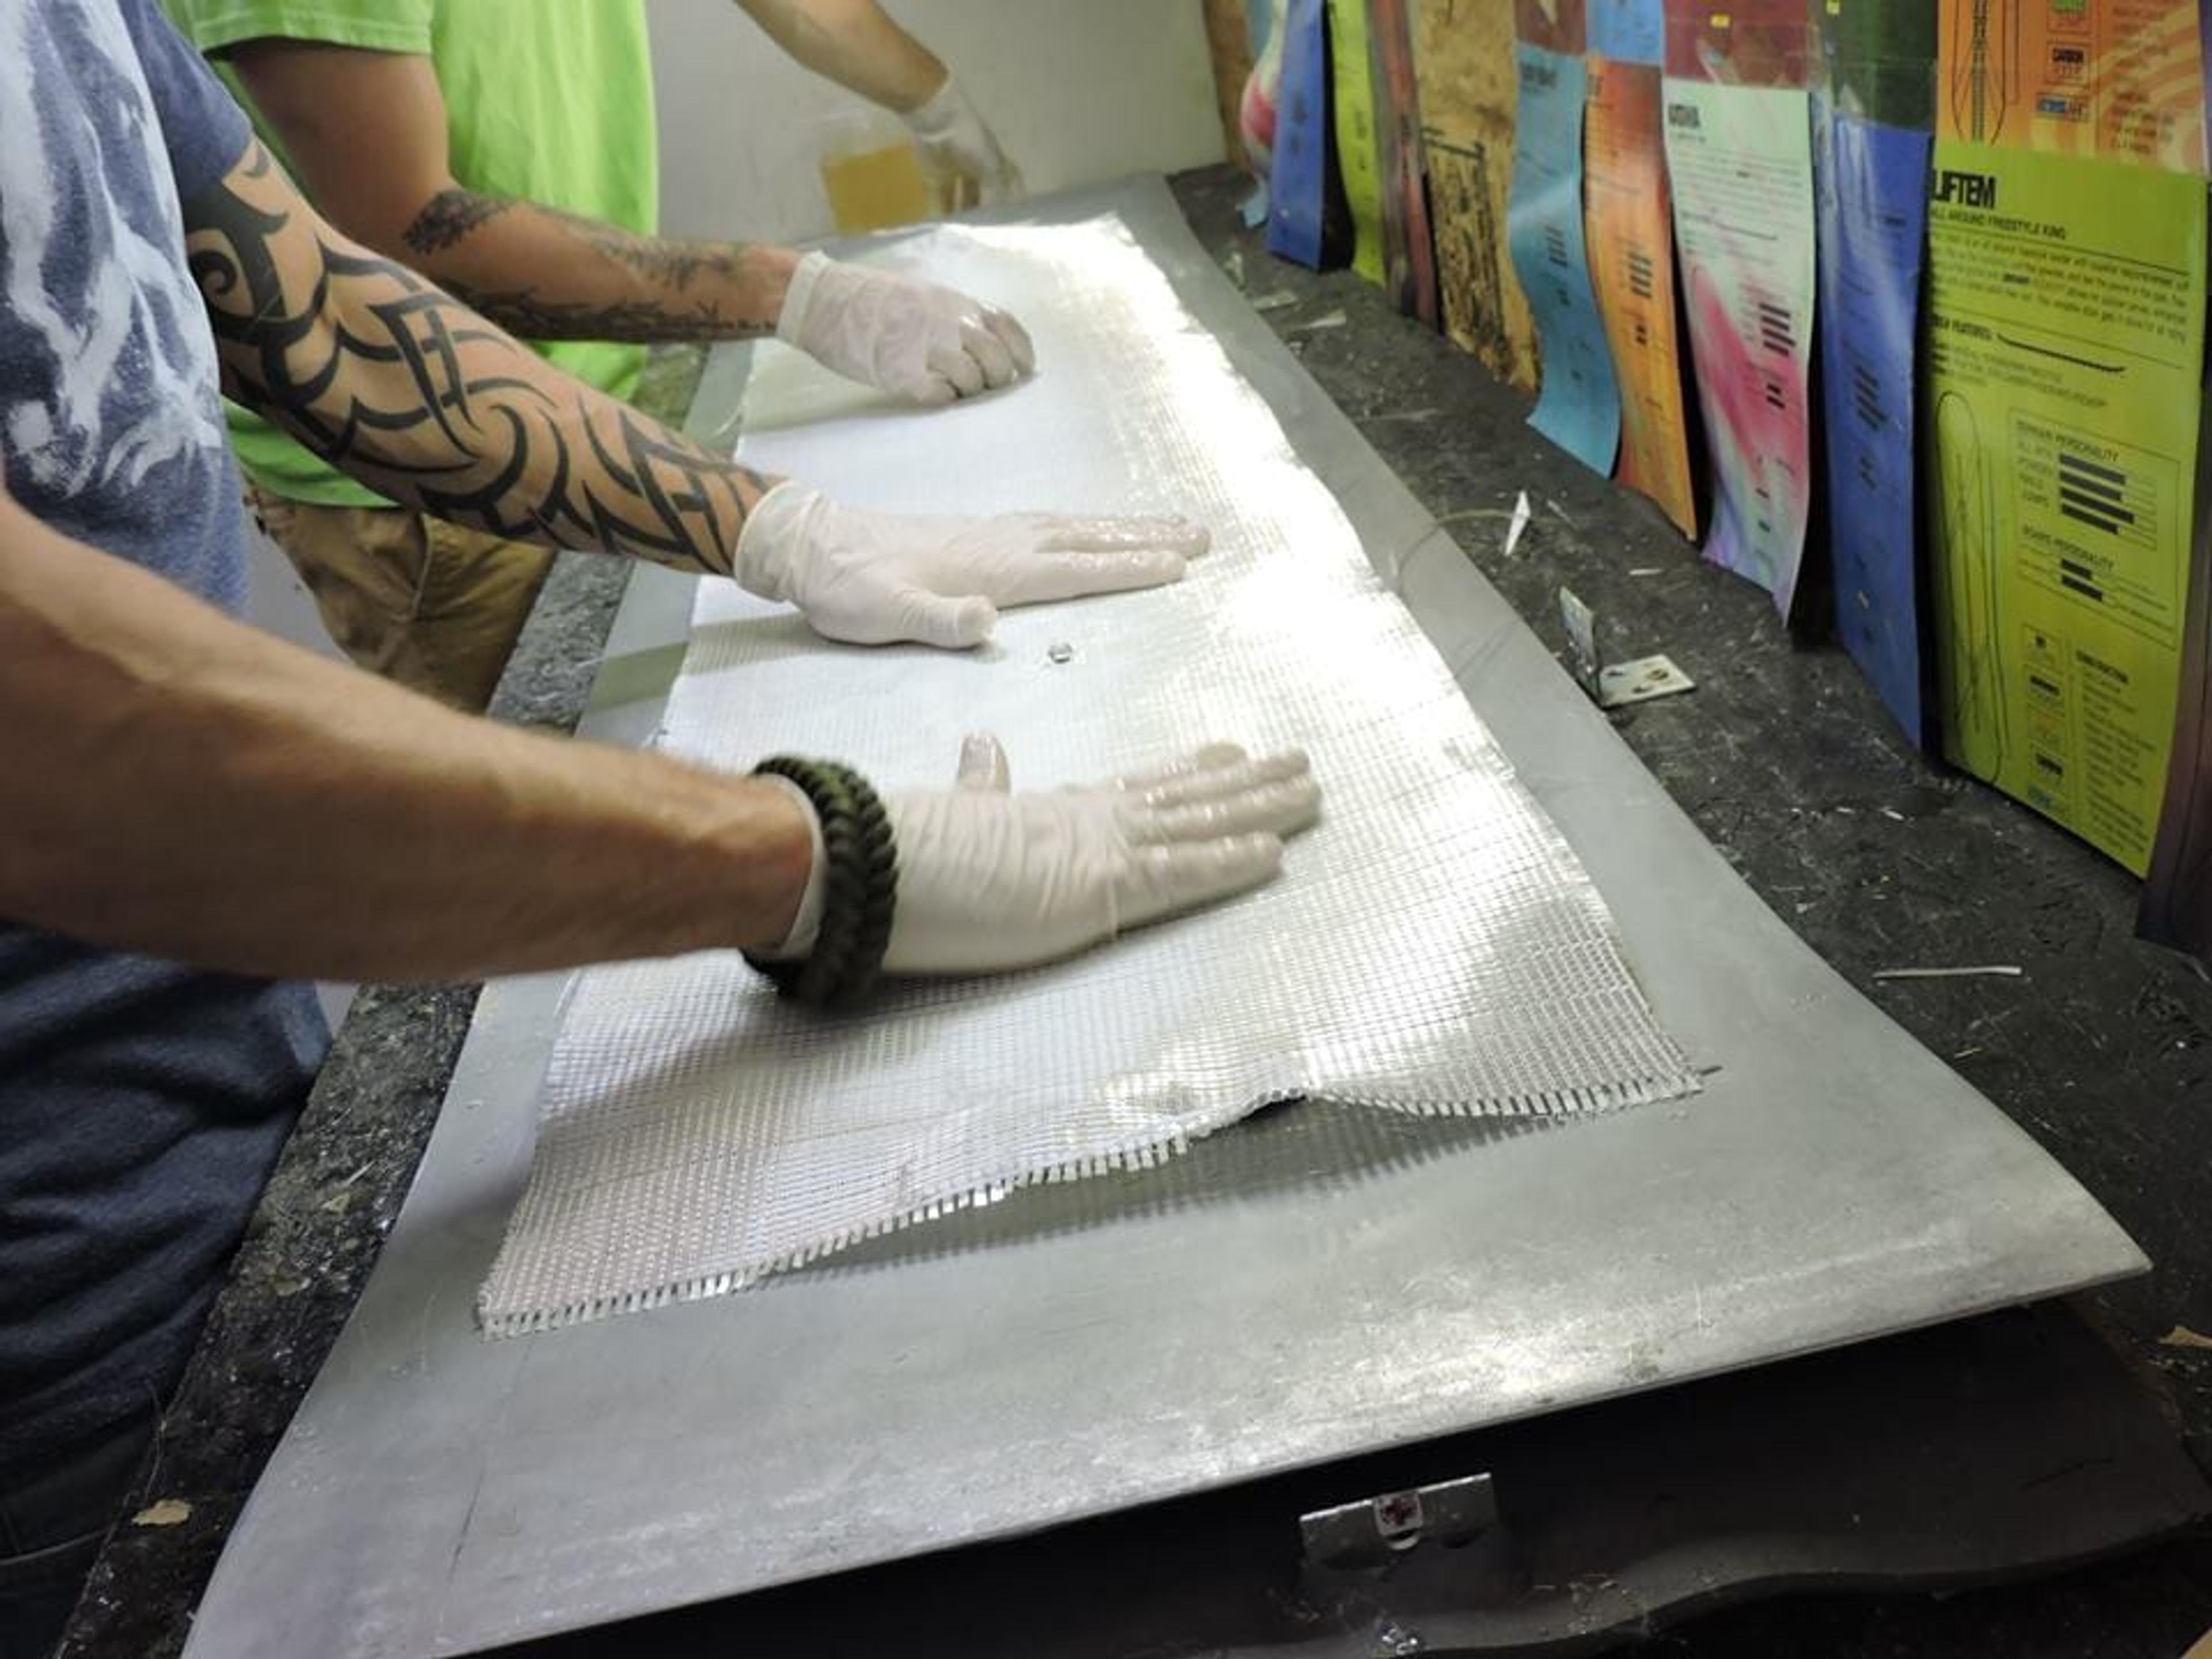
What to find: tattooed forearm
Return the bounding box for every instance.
[402,185,517,256]
[184,145,771,577]
[436,283,775,344]
[577,217,733,290]
[392,189,786,342]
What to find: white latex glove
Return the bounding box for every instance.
[903,74,1024,210]
[733,482,1207,648]
[775,250,1034,406]
[767,737,1319,974]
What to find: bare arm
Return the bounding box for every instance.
[0,487,809,982]
[183,139,771,575]
[733,0,949,110]
[227,40,799,343]
[736,1,1020,211]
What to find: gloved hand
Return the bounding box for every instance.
[773,737,1313,974]
[733,482,1207,648]
[903,74,1024,210]
[776,250,1033,406]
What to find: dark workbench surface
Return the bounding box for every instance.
[59,168,2212,1658]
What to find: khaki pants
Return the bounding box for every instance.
[247,484,556,714]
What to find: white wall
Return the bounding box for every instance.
[648,0,1226,242]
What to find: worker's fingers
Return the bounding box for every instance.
[885,586,996,649]
[1123,774,1322,844]
[1026,516,1210,558]
[986,546,1188,607]
[1112,835,1285,932]
[1107,744,1252,794]
[982,306,1037,376]
[955,732,1012,793]
[926,339,987,398]
[903,370,959,408]
[960,316,1018,388]
[1128,750,1313,810]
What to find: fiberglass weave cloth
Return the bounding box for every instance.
[479,214,1698,1334]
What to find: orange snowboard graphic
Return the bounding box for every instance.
[1937,0,2206,172]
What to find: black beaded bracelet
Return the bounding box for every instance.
[743,756,899,1009]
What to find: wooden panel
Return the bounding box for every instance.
[1369,0,1443,322]
[1203,0,1255,165]
[1411,0,1541,388]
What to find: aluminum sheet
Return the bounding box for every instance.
[479,215,1698,1335]
[181,179,2145,1659]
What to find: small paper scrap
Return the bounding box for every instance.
[2160,1325,2212,1351]
[132,1498,194,1527]
[1505,491,1533,558]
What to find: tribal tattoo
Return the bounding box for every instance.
[401,185,517,255]
[184,145,769,578]
[404,187,779,343]
[438,278,777,345]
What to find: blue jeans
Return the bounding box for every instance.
[0,1415,152,1659]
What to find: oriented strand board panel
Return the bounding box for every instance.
[1413,0,1541,388]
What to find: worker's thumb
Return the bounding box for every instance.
[955,732,1012,793]
[897,588,997,650]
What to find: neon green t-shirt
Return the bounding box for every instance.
[162,0,658,507]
